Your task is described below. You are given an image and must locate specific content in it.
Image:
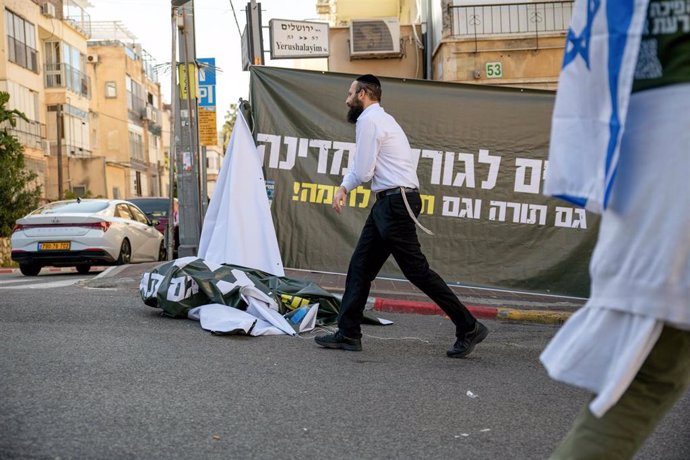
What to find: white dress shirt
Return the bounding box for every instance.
[340,103,419,193]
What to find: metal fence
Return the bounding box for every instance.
[450,1,573,38]
[1,118,46,152]
[44,63,91,98]
[49,142,92,158]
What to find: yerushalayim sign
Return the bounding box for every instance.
[268,19,329,59]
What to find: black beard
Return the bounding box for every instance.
[347,104,364,124]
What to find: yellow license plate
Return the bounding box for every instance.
[39,242,71,251]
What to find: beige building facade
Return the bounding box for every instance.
[1,0,92,201]
[87,25,166,200]
[1,1,171,205]
[315,0,571,90]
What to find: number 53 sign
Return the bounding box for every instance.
[485,62,503,79]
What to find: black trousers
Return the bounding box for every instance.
[338,191,477,339]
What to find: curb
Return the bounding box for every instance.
[372,297,572,325]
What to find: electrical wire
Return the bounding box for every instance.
[228,0,243,39]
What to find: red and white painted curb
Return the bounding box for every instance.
[371,297,572,325]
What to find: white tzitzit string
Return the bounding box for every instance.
[400,187,434,235]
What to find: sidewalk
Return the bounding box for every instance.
[83,262,585,325]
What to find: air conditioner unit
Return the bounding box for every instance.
[41,2,56,18]
[87,54,99,63]
[350,18,401,58]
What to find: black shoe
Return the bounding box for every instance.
[447,322,489,358]
[314,330,362,351]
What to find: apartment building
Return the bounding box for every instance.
[1,0,92,200]
[315,0,571,89]
[431,0,571,89]
[87,20,167,199]
[1,0,172,204]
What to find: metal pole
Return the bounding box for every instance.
[200,145,208,215]
[181,11,202,232]
[56,104,63,200]
[174,0,202,258]
[249,0,264,65]
[425,0,433,80]
[167,5,178,260]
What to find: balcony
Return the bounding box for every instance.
[49,142,92,158]
[1,118,47,152]
[63,0,92,38]
[449,1,573,39]
[44,63,91,98]
[128,93,147,123]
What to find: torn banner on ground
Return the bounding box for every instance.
[138,256,390,336]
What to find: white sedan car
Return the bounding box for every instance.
[11,199,165,276]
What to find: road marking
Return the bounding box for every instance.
[0,278,87,290]
[0,279,35,285]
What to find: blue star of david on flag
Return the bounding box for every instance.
[562,0,601,69]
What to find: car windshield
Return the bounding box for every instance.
[129,200,169,217]
[31,201,110,215]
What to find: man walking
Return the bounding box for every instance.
[314,74,488,357]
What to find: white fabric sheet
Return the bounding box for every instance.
[541,84,690,417]
[197,112,285,277]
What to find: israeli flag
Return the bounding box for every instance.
[544,0,650,213]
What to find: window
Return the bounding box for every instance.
[71,185,87,197]
[116,204,133,220]
[126,76,144,114]
[6,10,38,72]
[129,205,149,224]
[134,171,143,196]
[105,81,117,98]
[129,130,144,161]
[44,41,89,97]
[32,201,109,215]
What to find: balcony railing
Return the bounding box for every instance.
[449,1,573,38]
[128,93,147,123]
[49,142,92,158]
[1,118,46,151]
[44,63,91,98]
[63,0,92,38]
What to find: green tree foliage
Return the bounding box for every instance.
[220,103,238,151]
[0,92,42,237]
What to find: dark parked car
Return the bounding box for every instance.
[127,197,179,257]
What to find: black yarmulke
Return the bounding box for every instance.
[356,74,381,87]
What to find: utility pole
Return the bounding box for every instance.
[167,3,179,260]
[247,1,264,66]
[56,104,63,200]
[172,0,202,258]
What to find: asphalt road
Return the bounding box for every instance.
[0,272,688,459]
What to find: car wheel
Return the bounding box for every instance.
[19,263,41,276]
[158,240,166,261]
[117,238,132,265]
[76,265,91,274]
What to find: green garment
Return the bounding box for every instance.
[550,326,690,460]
